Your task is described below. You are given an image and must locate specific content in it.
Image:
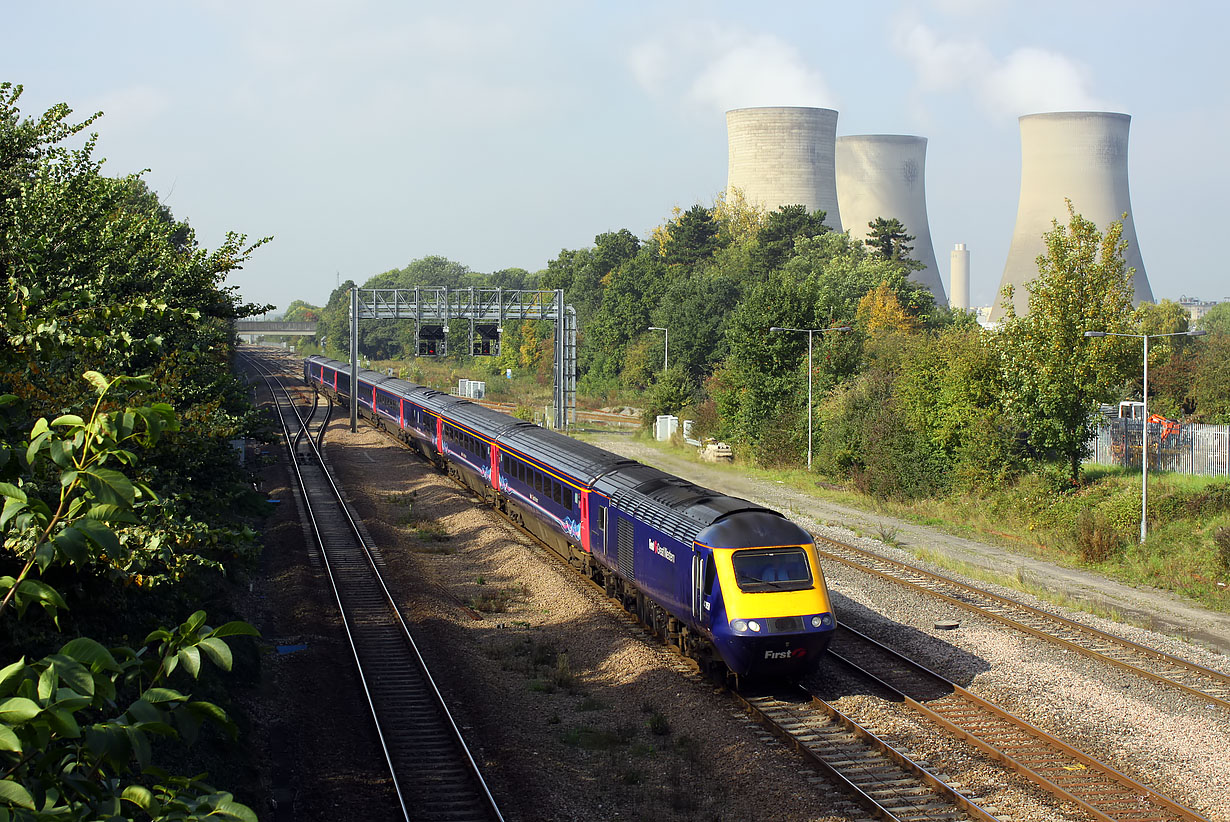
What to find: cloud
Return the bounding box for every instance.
[982,47,1111,117]
[891,14,1113,119]
[629,22,836,113]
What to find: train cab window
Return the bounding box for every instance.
[730,548,813,593]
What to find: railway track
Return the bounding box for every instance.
[828,623,1211,822]
[734,683,1001,822]
[815,538,1230,712]
[241,351,504,822]
[247,350,1215,821]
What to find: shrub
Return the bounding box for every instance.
[1215,527,1230,576]
[1074,510,1127,563]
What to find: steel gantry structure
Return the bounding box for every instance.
[348,287,577,431]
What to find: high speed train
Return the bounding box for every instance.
[305,355,836,678]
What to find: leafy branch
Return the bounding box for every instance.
[0,372,177,621]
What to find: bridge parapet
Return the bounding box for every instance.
[235,321,318,336]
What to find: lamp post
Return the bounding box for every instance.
[648,326,669,371]
[1084,328,1207,542]
[770,325,853,469]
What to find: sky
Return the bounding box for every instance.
[6,1,1229,313]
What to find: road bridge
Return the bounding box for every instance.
[235,320,318,336]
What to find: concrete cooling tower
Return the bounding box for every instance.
[990,111,1153,323]
[835,135,947,306]
[726,107,842,231]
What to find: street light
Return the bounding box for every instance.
[648,326,669,371]
[770,324,853,469]
[1084,327,1208,542]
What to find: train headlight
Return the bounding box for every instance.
[810,614,834,628]
[731,619,748,633]
[748,620,762,633]
[810,616,823,628]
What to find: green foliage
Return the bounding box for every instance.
[715,231,926,452]
[282,299,320,323]
[996,201,1139,483]
[0,379,258,820]
[661,205,722,267]
[0,612,259,822]
[748,205,829,278]
[648,268,741,381]
[2,82,267,817]
[1,374,177,623]
[640,369,698,426]
[1197,302,1230,336]
[580,249,669,392]
[1073,509,1127,563]
[1215,527,1230,577]
[864,217,923,271]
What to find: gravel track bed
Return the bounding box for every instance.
[249,367,1228,821]
[804,523,1230,822]
[322,420,860,821]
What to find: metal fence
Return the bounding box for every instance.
[1090,418,1230,476]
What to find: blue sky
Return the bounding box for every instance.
[6,1,1228,312]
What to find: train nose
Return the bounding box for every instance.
[728,627,834,678]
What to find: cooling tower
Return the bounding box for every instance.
[726,107,842,231]
[950,243,970,310]
[990,112,1153,322]
[835,135,947,306]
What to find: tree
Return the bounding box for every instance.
[0,376,258,820]
[648,268,742,381]
[580,249,668,391]
[661,205,722,267]
[711,187,766,245]
[996,201,1139,484]
[1,83,266,818]
[1198,302,1230,336]
[284,299,321,322]
[750,205,830,278]
[864,217,921,269]
[856,281,919,336]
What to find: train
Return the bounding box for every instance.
[304,355,836,678]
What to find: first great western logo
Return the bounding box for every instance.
[649,538,676,563]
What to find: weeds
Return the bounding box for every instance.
[1216,527,1230,576]
[875,521,902,548]
[551,653,577,690]
[1074,510,1126,564]
[647,712,671,736]
[468,588,515,613]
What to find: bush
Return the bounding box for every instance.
[1215,527,1230,576]
[1074,510,1127,563]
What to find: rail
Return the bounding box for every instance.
[240,350,504,822]
[814,537,1230,712]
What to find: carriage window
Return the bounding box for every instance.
[730,548,813,593]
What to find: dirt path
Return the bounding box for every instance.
[586,433,1230,656]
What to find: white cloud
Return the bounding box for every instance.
[629,22,836,113]
[982,47,1111,117]
[892,14,1113,119]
